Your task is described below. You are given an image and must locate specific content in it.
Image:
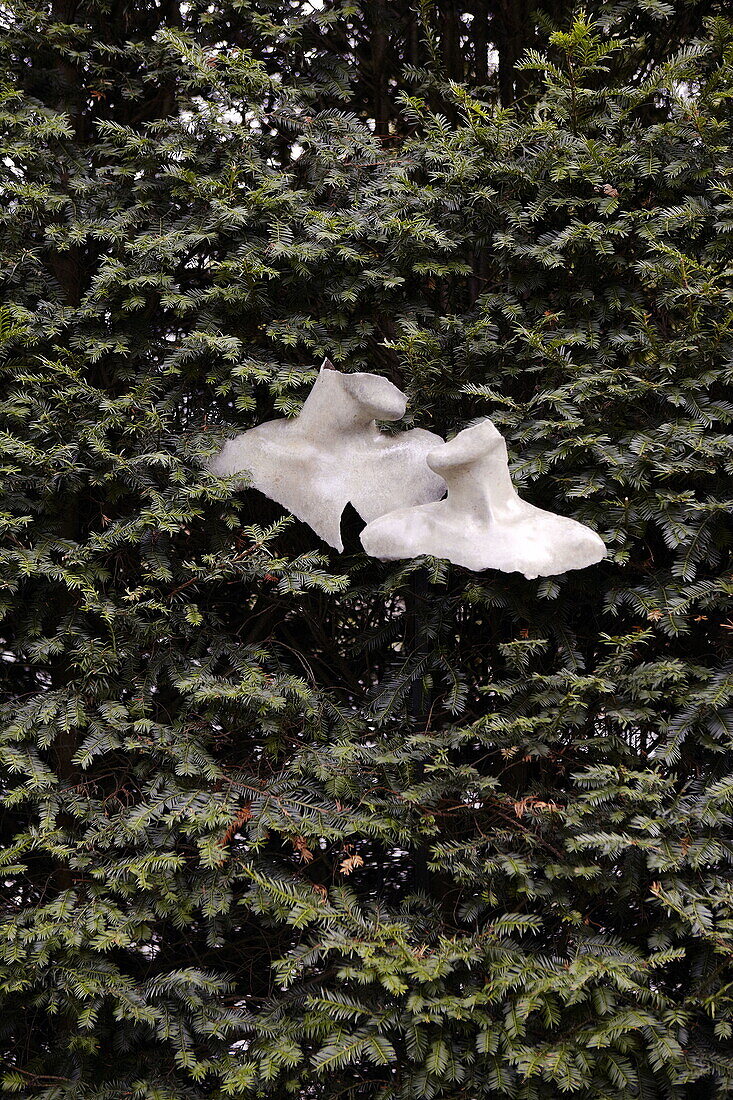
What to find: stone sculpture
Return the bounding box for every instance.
[209,361,446,551]
[360,418,606,578]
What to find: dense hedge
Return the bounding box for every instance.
[2,3,733,1097]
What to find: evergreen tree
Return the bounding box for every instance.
[2,2,733,1098]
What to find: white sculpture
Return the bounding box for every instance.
[209,361,446,551]
[360,418,606,578]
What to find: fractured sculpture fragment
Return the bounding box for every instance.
[209,361,446,551]
[360,418,606,578]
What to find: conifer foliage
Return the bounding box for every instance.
[2,2,733,1097]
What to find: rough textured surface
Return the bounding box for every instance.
[360,419,606,577]
[210,362,446,549]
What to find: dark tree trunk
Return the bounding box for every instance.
[367,0,390,140]
[473,0,490,87]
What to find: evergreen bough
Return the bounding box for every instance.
[2,3,733,1097]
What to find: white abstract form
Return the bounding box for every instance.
[209,361,446,551]
[360,418,606,578]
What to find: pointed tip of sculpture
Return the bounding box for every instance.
[427,417,504,474]
[320,358,338,372]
